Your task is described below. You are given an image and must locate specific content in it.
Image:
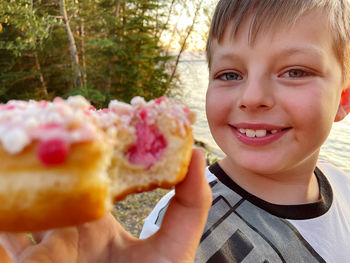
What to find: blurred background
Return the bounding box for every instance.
[0,0,348,172]
[1,1,349,238]
[0,0,216,106]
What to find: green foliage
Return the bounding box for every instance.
[0,0,187,105]
[0,0,58,56]
[65,86,108,108]
[0,0,63,101]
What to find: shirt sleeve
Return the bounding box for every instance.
[139,167,217,239]
[139,190,175,239]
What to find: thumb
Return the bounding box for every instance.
[153,148,212,261]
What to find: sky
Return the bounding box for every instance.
[160,0,217,51]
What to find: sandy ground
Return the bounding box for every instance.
[112,188,170,237]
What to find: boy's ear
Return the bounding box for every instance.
[334,88,350,122]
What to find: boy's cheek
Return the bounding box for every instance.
[206,89,227,122]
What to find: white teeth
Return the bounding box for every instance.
[271,130,278,134]
[245,129,256,138]
[238,128,271,137]
[255,130,267,137]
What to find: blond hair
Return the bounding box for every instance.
[206,0,350,81]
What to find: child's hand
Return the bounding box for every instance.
[0,148,212,263]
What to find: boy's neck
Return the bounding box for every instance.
[218,157,320,205]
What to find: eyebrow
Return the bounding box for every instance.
[275,46,325,59]
[212,45,326,65]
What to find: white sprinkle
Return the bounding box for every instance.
[2,129,30,154]
[25,117,39,128]
[67,95,90,110]
[130,96,146,106]
[46,112,63,124]
[109,100,133,115]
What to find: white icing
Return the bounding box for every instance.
[0,95,194,155]
[0,96,99,155]
[107,96,195,137]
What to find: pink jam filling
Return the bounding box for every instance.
[127,122,167,169]
[138,108,148,121]
[36,138,70,166]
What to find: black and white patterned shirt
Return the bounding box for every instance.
[140,161,350,262]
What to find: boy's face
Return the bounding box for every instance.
[206,10,347,175]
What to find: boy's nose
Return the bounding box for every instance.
[238,78,275,111]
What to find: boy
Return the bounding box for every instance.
[141,0,350,262]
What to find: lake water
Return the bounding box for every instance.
[177,58,350,174]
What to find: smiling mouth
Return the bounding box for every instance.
[234,127,291,138]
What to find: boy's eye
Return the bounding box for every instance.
[217,72,243,81]
[281,69,314,78]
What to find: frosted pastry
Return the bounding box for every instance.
[106,96,195,202]
[0,95,194,232]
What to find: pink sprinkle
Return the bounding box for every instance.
[139,108,148,121]
[38,100,48,108]
[53,97,64,103]
[5,105,16,110]
[89,105,96,111]
[36,138,70,166]
[155,97,166,104]
[102,108,110,113]
[183,106,190,113]
[40,123,63,129]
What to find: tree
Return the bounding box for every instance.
[0,0,59,101]
[0,0,211,106]
[60,0,83,88]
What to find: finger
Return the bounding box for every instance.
[0,233,34,260]
[22,216,126,263]
[17,228,78,263]
[154,148,212,261]
[24,215,130,263]
[31,214,122,251]
[75,213,133,263]
[0,244,12,263]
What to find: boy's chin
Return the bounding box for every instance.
[224,154,290,176]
